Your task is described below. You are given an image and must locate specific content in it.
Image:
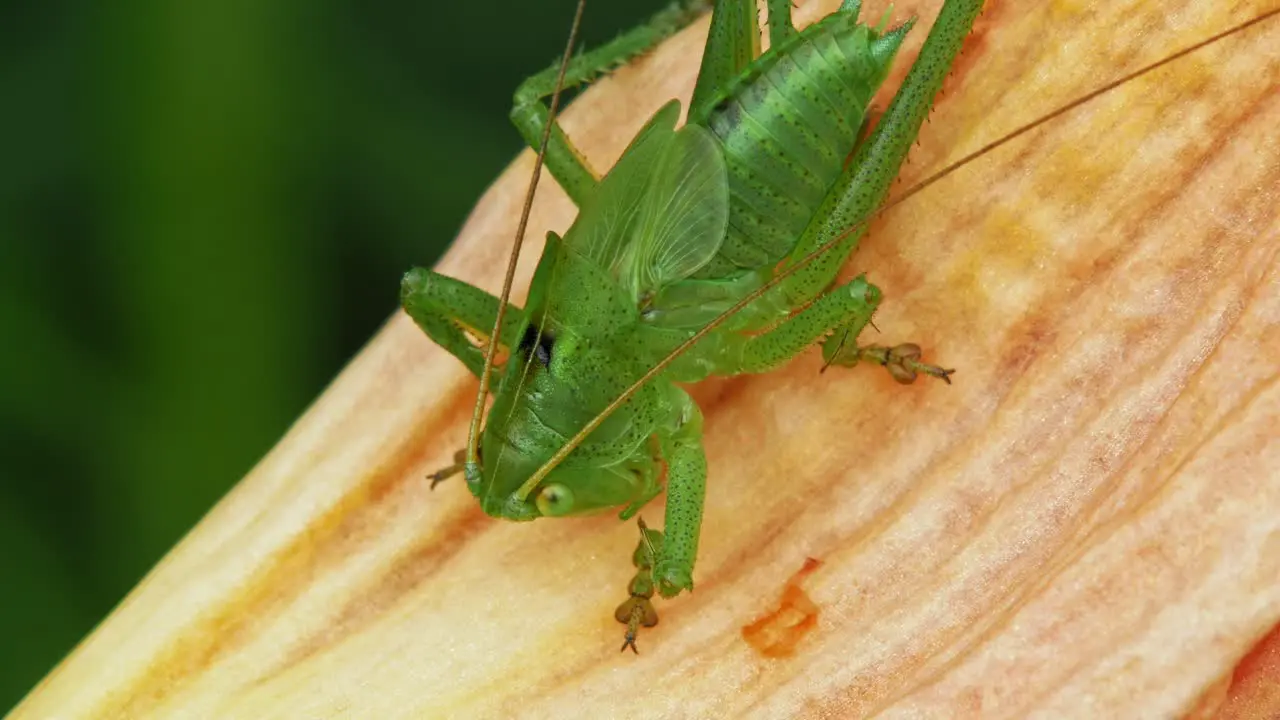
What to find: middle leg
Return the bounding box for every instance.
[710,275,952,383]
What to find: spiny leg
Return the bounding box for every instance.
[777,0,985,303]
[511,1,711,206]
[763,0,983,379]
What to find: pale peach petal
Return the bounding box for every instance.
[12,2,1280,718]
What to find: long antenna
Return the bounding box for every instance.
[512,6,1280,496]
[466,0,589,479]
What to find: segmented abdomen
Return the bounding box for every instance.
[693,12,908,278]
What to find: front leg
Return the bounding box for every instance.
[653,387,707,597]
[399,268,524,385]
[401,270,528,488]
[613,390,705,652]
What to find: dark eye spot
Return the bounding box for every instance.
[518,323,555,368]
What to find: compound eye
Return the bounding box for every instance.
[535,483,575,517]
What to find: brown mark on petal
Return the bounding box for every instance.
[742,557,824,658]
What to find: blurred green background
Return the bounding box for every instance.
[0,0,669,709]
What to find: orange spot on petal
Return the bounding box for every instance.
[742,558,823,658]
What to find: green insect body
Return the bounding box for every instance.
[401,0,982,651]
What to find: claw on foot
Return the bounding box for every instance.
[872,343,955,385]
[615,595,658,653]
[823,337,954,385]
[615,516,664,653]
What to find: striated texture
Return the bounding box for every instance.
[11,1,1280,718]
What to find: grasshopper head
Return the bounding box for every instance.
[468,401,654,523]
[464,230,660,522]
[466,320,657,522]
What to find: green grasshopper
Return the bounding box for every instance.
[402,0,981,652]
[400,0,1280,652]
